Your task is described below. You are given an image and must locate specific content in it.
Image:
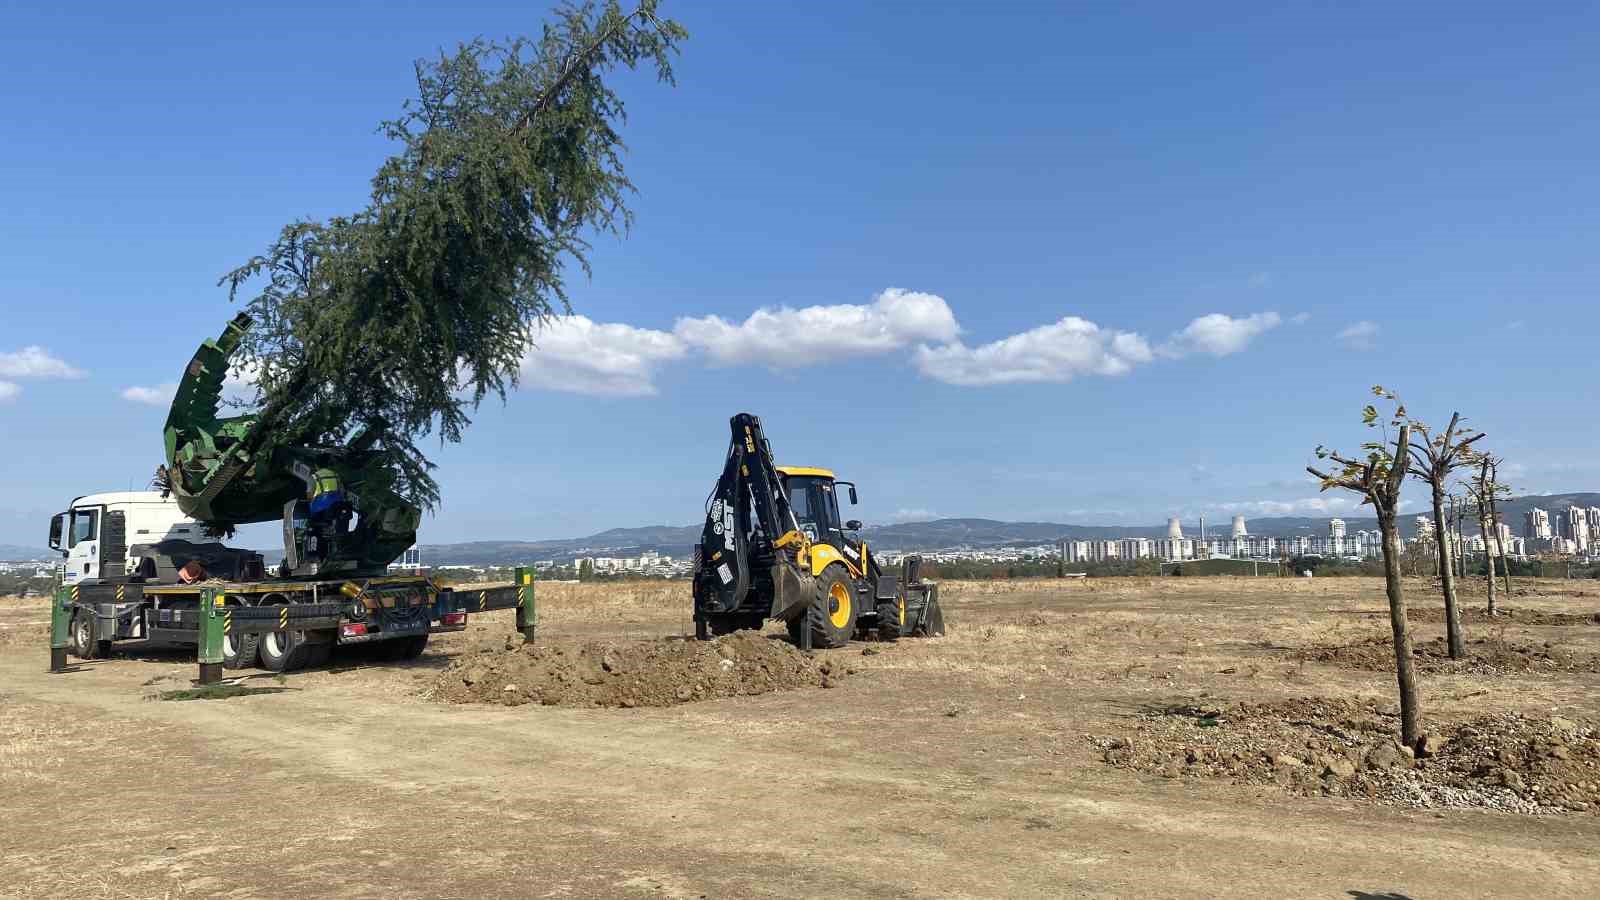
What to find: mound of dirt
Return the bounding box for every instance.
[1396,607,1600,627]
[1097,698,1600,814]
[432,633,849,708]
[1296,636,1600,675]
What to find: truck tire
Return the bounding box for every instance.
[397,633,429,660]
[70,610,102,660]
[875,599,903,642]
[259,627,307,672]
[222,632,260,670]
[787,565,855,649]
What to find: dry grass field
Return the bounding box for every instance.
[3,575,1599,898]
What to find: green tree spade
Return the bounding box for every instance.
[1309,388,1421,748]
[222,1,687,508]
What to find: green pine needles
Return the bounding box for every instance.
[220,1,686,509]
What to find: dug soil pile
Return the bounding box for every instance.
[1297,636,1600,675]
[432,633,848,708]
[1097,697,1600,814]
[1400,607,1600,627]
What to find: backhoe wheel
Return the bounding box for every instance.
[70,610,101,660]
[875,599,903,642]
[788,565,855,649]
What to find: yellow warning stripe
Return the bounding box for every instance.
[115,584,125,601]
[70,585,79,601]
[223,611,232,635]
[279,607,289,629]
[478,591,487,611]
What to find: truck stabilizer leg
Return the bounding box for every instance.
[197,587,225,685]
[514,565,537,642]
[49,586,70,673]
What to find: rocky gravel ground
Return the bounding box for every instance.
[1097,697,1600,814]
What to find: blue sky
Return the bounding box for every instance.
[3,1,1599,547]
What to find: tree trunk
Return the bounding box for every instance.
[1481,507,1497,615]
[1431,485,1464,658]
[1379,507,1421,748]
[1489,464,1513,601]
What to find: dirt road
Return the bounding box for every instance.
[4,578,1599,898]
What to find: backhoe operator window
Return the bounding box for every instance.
[70,509,98,548]
[784,476,840,543]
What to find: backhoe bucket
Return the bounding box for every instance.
[769,562,815,623]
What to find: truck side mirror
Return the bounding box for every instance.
[845,519,862,531]
[48,513,66,552]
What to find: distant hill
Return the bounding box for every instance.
[9,492,1593,566]
[414,492,1600,565]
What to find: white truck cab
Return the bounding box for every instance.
[48,492,208,584]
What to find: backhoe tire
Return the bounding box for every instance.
[259,627,308,672]
[875,599,904,642]
[787,565,855,649]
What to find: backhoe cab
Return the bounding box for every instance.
[692,413,944,648]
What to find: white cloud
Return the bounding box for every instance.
[0,381,18,402]
[674,288,959,366]
[1336,320,1380,350]
[121,384,177,405]
[520,315,687,396]
[1216,496,1357,516]
[0,346,84,379]
[883,508,937,523]
[914,316,1153,387]
[1161,311,1283,358]
[1289,312,1311,325]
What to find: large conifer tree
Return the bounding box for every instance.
[222,1,686,507]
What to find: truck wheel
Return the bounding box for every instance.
[222,632,260,670]
[70,610,101,660]
[787,565,855,649]
[397,633,429,660]
[875,600,903,642]
[259,628,309,672]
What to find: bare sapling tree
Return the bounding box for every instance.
[1400,400,1485,659]
[1310,389,1421,748]
[1466,458,1499,615]
[1491,459,1514,599]
[1466,454,1516,611]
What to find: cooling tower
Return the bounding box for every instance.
[1166,517,1183,539]
[1231,515,1248,538]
